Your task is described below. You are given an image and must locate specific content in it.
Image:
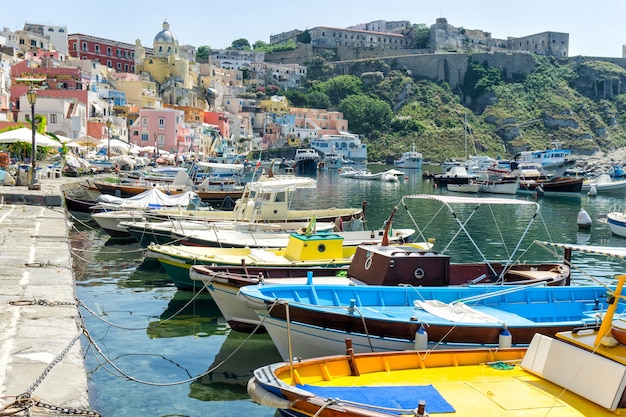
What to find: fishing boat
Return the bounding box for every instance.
[148,222,429,290]
[246,243,626,417]
[190,245,566,333]
[92,175,365,239]
[517,176,584,196]
[169,223,414,248]
[122,218,336,248]
[393,144,423,169]
[239,282,612,361]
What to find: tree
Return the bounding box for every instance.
[411,24,431,49]
[339,94,393,135]
[196,45,211,60]
[306,91,332,109]
[230,38,251,50]
[314,75,363,106]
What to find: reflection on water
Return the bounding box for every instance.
[71,166,626,416]
[190,331,282,401]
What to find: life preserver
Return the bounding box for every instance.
[364,255,372,270]
[414,268,425,279]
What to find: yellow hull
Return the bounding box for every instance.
[260,347,624,416]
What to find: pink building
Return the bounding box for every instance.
[204,111,230,139]
[129,108,187,153]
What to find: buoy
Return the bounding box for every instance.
[577,208,592,230]
[414,324,428,350]
[499,326,512,348]
[588,185,597,197]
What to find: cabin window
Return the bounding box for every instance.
[318,244,326,253]
[275,191,286,203]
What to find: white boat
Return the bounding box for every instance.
[292,148,319,174]
[513,147,574,173]
[320,147,345,169]
[582,174,626,195]
[607,209,626,237]
[393,143,423,169]
[92,175,364,238]
[338,166,367,178]
[446,182,479,193]
[171,224,415,248]
[352,169,402,182]
[476,179,519,195]
[310,132,367,163]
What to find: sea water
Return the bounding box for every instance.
[71,165,626,416]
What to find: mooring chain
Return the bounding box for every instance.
[9,299,76,307]
[0,330,101,416]
[0,394,102,416]
[25,331,83,396]
[24,261,72,270]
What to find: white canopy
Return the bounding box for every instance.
[247,177,317,193]
[95,188,199,209]
[535,241,626,259]
[0,128,60,147]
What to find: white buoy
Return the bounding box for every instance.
[499,326,512,348]
[588,185,597,197]
[414,324,428,350]
[577,208,592,230]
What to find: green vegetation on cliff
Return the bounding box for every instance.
[277,54,626,162]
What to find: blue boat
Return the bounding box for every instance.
[239,283,615,360]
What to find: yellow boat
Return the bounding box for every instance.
[247,267,626,416]
[147,215,432,290]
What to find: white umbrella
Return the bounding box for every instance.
[54,134,74,143]
[0,128,60,147]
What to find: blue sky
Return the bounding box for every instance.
[3,0,625,58]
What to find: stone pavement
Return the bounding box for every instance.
[0,176,94,415]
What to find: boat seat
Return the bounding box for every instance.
[522,333,626,410]
[249,249,285,264]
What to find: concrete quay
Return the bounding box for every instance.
[0,177,94,415]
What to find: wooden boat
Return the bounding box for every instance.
[517,176,583,195]
[239,283,613,360]
[170,224,415,248]
[91,175,365,238]
[247,265,626,417]
[148,227,432,290]
[190,246,567,333]
[122,218,337,248]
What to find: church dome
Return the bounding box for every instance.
[154,20,178,45]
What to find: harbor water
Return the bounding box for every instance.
[70,165,626,416]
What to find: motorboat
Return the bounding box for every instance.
[582,174,626,195]
[393,144,423,169]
